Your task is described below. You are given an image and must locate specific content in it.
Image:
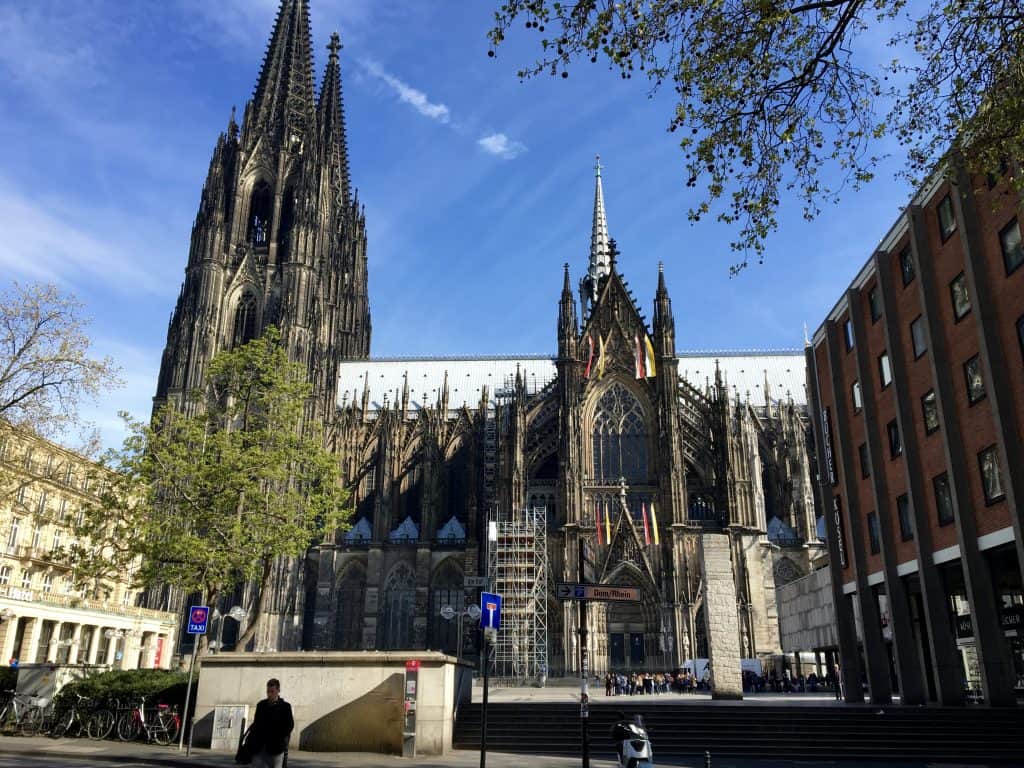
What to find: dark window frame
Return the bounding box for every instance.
[999,217,1023,275]
[878,352,893,389]
[933,472,954,527]
[899,246,916,286]
[921,389,939,435]
[887,419,902,459]
[978,445,1006,505]
[867,511,881,554]
[963,354,986,405]
[910,315,927,359]
[868,286,882,323]
[858,442,870,479]
[896,493,914,541]
[937,194,957,242]
[843,318,855,351]
[949,272,971,322]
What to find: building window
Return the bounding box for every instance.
[232,293,259,348]
[36,491,47,516]
[934,473,954,526]
[42,574,53,594]
[31,524,42,550]
[843,318,855,350]
[52,529,62,551]
[591,383,649,482]
[16,485,26,505]
[899,246,916,286]
[0,566,10,585]
[978,445,1005,504]
[867,511,881,554]
[7,517,20,549]
[23,449,33,470]
[878,352,893,389]
[851,380,863,412]
[896,494,913,541]
[868,286,882,323]
[964,355,985,404]
[858,443,870,478]
[937,194,956,241]
[887,419,902,458]
[1000,217,1023,275]
[57,498,67,523]
[910,316,927,358]
[247,180,273,247]
[20,570,31,590]
[921,390,939,434]
[950,273,971,321]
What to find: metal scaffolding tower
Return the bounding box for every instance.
[487,506,549,683]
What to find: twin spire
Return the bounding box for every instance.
[580,155,613,312]
[248,0,351,203]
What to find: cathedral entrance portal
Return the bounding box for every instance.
[607,598,648,671]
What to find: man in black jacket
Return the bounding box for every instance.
[245,678,294,768]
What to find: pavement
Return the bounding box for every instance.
[475,684,848,706]
[0,735,1007,768]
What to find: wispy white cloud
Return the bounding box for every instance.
[361,59,450,123]
[477,132,527,160]
[0,179,176,297]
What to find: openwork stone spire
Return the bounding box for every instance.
[249,0,317,145]
[318,31,351,206]
[589,154,612,279]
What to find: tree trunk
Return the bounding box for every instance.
[232,558,273,651]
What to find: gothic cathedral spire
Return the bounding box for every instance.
[155,0,370,427]
[580,154,611,314]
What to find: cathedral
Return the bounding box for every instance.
[154,0,822,679]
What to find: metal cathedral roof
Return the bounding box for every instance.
[337,351,807,412]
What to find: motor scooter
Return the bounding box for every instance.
[611,714,654,768]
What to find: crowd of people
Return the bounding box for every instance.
[603,670,711,695]
[600,666,843,696]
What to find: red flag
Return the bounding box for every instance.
[584,333,595,378]
[641,502,651,545]
[595,502,603,545]
[634,332,645,379]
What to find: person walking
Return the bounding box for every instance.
[239,678,294,768]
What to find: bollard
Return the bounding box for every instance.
[705,749,712,768]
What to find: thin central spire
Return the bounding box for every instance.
[318,31,352,205]
[589,154,611,284]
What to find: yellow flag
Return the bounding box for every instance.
[604,500,612,543]
[597,333,607,379]
[650,501,660,545]
[644,335,657,378]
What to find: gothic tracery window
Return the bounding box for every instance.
[247,180,273,246]
[335,563,366,650]
[232,293,258,347]
[429,562,464,655]
[591,383,648,482]
[380,564,416,650]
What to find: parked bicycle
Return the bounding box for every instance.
[116,697,180,746]
[0,689,48,736]
[86,698,117,741]
[49,694,94,739]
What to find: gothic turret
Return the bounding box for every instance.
[317,32,351,207]
[558,263,578,358]
[652,262,675,357]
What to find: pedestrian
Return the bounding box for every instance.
[238,678,294,768]
[832,664,842,700]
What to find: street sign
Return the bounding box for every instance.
[405,659,420,671]
[480,592,502,631]
[440,605,456,620]
[555,583,641,602]
[187,605,210,635]
[466,604,482,620]
[464,576,489,588]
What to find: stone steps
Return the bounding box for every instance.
[453,701,1024,761]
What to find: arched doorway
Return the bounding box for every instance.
[335,563,366,650]
[429,561,464,655]
[601,567,661,672]
[380,564,415,650]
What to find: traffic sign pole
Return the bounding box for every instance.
[179,605,209,753]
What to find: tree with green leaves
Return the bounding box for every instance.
[487,1,1024,272]
[66,327,348,654]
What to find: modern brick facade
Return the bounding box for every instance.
[808,163,1024,706]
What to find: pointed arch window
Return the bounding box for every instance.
[591,383,648,482]
[277,185,296,259]
[335,564,366,650]
[380,564,416,650]
[247,180,273,247]
[232,293,258,347]
[429,562,464,655]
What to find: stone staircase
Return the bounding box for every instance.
[453,701,1024,763]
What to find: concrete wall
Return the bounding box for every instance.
[701,533,743,699]
[775,566,838,652]
[193,651,472,756]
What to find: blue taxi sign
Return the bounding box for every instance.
[187,605,210,635]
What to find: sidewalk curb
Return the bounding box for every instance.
[0,743,225,767]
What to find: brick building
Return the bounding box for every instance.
[807,161,1024,705]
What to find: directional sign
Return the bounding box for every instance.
[480,591,502,631]
[187,605,210,635]
[555,583,641,603]
[464,576,489,588]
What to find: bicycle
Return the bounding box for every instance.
[86,698,117,740]
[0,690,47,736]
[117,697,180,746]
[49,694,93,738]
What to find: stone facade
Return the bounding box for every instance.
[701,534,743,698]
[776,565,838,654]
[154,1,825,675]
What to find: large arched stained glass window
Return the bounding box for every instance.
[591,383,648,482]
[232,292,258,348]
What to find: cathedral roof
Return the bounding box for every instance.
[337,350,807,413]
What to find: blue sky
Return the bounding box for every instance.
[0,0,916,449]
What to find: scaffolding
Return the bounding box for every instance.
[487,506,549,683]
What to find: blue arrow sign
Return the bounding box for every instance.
[480,592,502,631]
[187,605,210,635]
